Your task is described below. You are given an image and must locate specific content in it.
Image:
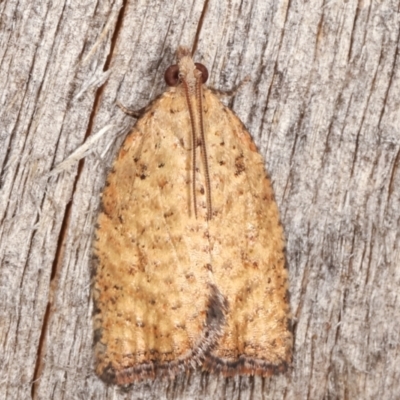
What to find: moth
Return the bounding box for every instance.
[92,47,292,385]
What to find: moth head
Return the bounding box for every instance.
[164,56,208,87]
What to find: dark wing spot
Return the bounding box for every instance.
[234,154,246,176]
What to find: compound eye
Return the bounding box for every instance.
[195,63,209,83]
[164,64,180,86]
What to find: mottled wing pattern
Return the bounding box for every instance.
[93,89,226,385]
[200,90,292,375]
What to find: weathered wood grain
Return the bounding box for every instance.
[1,0,399,399]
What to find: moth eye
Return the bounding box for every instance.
[195,63,209,84]
[164,64,180,86]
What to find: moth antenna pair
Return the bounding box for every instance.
[165,61,212,220]
[183,72,212,221]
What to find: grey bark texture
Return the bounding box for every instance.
[1,0,399,399]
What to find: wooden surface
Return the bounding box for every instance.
[1,0,400,399]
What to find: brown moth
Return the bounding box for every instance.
[92,47,292,385]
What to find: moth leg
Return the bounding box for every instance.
[116,101,147,118]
